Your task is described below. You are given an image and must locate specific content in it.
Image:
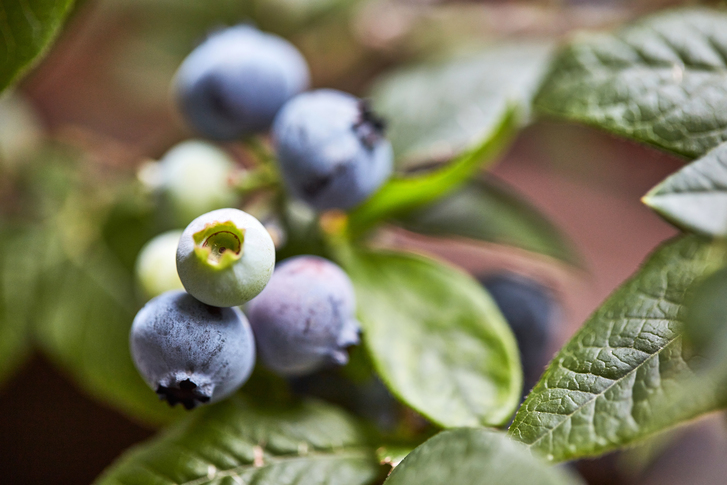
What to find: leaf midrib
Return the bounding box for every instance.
[179,448,371,485]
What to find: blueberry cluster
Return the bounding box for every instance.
[132,208,361,409]
[130,25,379,409]
[170,24,394,213]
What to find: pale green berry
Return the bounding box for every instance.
[156,140,238,226]
[135,230,185,299]
[176,208,275,307]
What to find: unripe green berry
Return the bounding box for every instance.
[176,208,275,307]
[135,230,184,299]
[155,140,239,227]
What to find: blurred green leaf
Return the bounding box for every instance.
[684,263,727,357]
[376,445,413,469]
[384,428,583,485]
[664,262,727,409]
[94,396,381,485]
[347,107,518,237]
[0,224,50,387]
[535,8,727,159]
[0,0,77,92]
[643,142,727,236]
[509,235,723,462]
[101,184,159,273]
[33,239,185,426]
[372,43,553,169]
[394,176,580,266]
[344,249,521,428]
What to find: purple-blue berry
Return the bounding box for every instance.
[130,290,256,409]
[174,25,310,140]
[246,255,361,376]
[272,89,393,211]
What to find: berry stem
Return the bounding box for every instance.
[232,165,279,195]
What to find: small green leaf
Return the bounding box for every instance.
[33,240,185,426]
[509,235,723,462]
[535,8,727,158]
[347,107,518,237]
[343,249,521,428]
[0,0,77,92]
[643,142,727,236]
[95,396,381,485]
[384,428,584,485]
[394,176,580,266]
[372,43,553,169]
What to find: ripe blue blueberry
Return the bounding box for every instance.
[174,25,310,140]
[246,255,361,376]
[153,140,239,227]
[177,208,276,308]
[130,290,256,409]
[480,273,557,395]
[272,89,394,211]
[135,230,184,299]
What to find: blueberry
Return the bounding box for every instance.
[479,273,557,395]
[154,140,239,226]
[174,25,310,140]
[135,230,184,299]
[246,255,361,376]
[272,89,394,211]
[130,290,256,409]
[176,208,275,307]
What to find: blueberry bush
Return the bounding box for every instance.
[2,2,727,484]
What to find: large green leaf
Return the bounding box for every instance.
[33,239,185,426]
[372,43,553,169]
[535,8,727,159]
[384,428,583,485]
[0,0,77,92]
[347,41,553,236]
[509,235,723,462]
[343,249,522,428]
[95,396,381,485]
[394,176,580,266]
[347,107,518,237]
[643,142,727,236]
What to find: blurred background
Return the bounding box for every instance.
[2,0,727,483]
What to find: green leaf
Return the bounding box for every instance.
[95,396,381,485]
[371,43,553,169]
[343,249,522,428]
[347,107,518,237]
[508,235,724,462]
[384,428,584,485]
[0,224,44,387]
[535,8,727,159]
[683,263,727,357]
[346,41,553,234]
[0,0,77,92]
[394,176,580,267]
[643,142,727,236]
[33,238,185,426]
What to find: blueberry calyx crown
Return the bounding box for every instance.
[353,100,387,150]
[192,220,245,270]
[156,379,211,410]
